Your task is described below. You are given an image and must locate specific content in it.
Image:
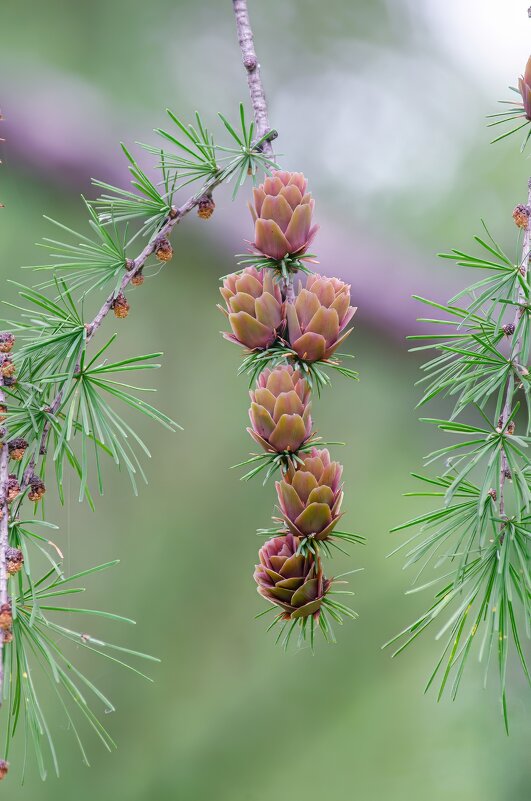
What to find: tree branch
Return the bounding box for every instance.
[497,178,531,524]
[35,0,278,459]
[0,375,9,704]
[36,180,224,456]
[232,0,275,155]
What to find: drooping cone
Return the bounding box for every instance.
[254,533,330,619]
[276,448,343,540]
[220,267,284,350]
[519,55,531,119]
[250,171,318,260]
[248,365,312,453]
[286,274,356,363]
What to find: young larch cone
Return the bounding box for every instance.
[513,203,530,229]
[1,358,15,378]
[198,194,215,219]
[254,534,330,619]
[286,274,356,363]
[219,267,284,350]
[518,55,531,120]
[28,476,46,502]
[276,448,343,540]
[8,438,28,461]
[0,332,15,354]
[131,269,144,287]
[112,293,130,319]
[250,171,318,260]
[7,474,20,503]
[0,602,12,630]
[248,365,312,453]
[155,238,173,262]
[6,547,23,576]
[0,760,8,781]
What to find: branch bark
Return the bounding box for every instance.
[37,181,225,456]
[497,178,531,524]
[232,0,273,155]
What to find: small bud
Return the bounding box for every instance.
[197,195,215,220]
[125,258,135,271]
[131,269,144,287]
[112,293,130,319]
[507,421,516,435]
[0,358,15,379]
[8,438,28,461]
[3,630,12,644]
[155,238,173,262]
[502,323,515,336]
[487,488,497,501]
[7,474,20,503]
[243,54,257,71]
[28,476,46,502]
[0,428,6,441]
[0,759,9,780]
[0,332,15,354]
[0,602,12,630]
[6,547,23,576]
[513,203,530,229]
[0,403,7,423]
[2,377,15,388]
[504,468,512,480]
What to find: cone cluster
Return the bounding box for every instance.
[219,170,358,641]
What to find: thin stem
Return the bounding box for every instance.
[284,272,295,304]
[497,177,531,524]
[232,0,274,155]
[233,2,291,300]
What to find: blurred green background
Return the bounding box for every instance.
[0,0,530,797]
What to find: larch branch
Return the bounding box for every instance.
[497,177,531,524]
[232,0,275,154]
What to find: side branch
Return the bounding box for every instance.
[39,183,223,455]
[497,177,531,522]
[38,1,277,460]
[0,376,9,704]
[85,191,215,343]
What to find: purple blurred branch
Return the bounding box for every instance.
[1,68,449,344]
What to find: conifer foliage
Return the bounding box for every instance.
[387,54,531,728]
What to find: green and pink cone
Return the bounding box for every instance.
[249,171,318,260]
[254,533,330,620]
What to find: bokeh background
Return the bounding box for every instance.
[1,0,530,797]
